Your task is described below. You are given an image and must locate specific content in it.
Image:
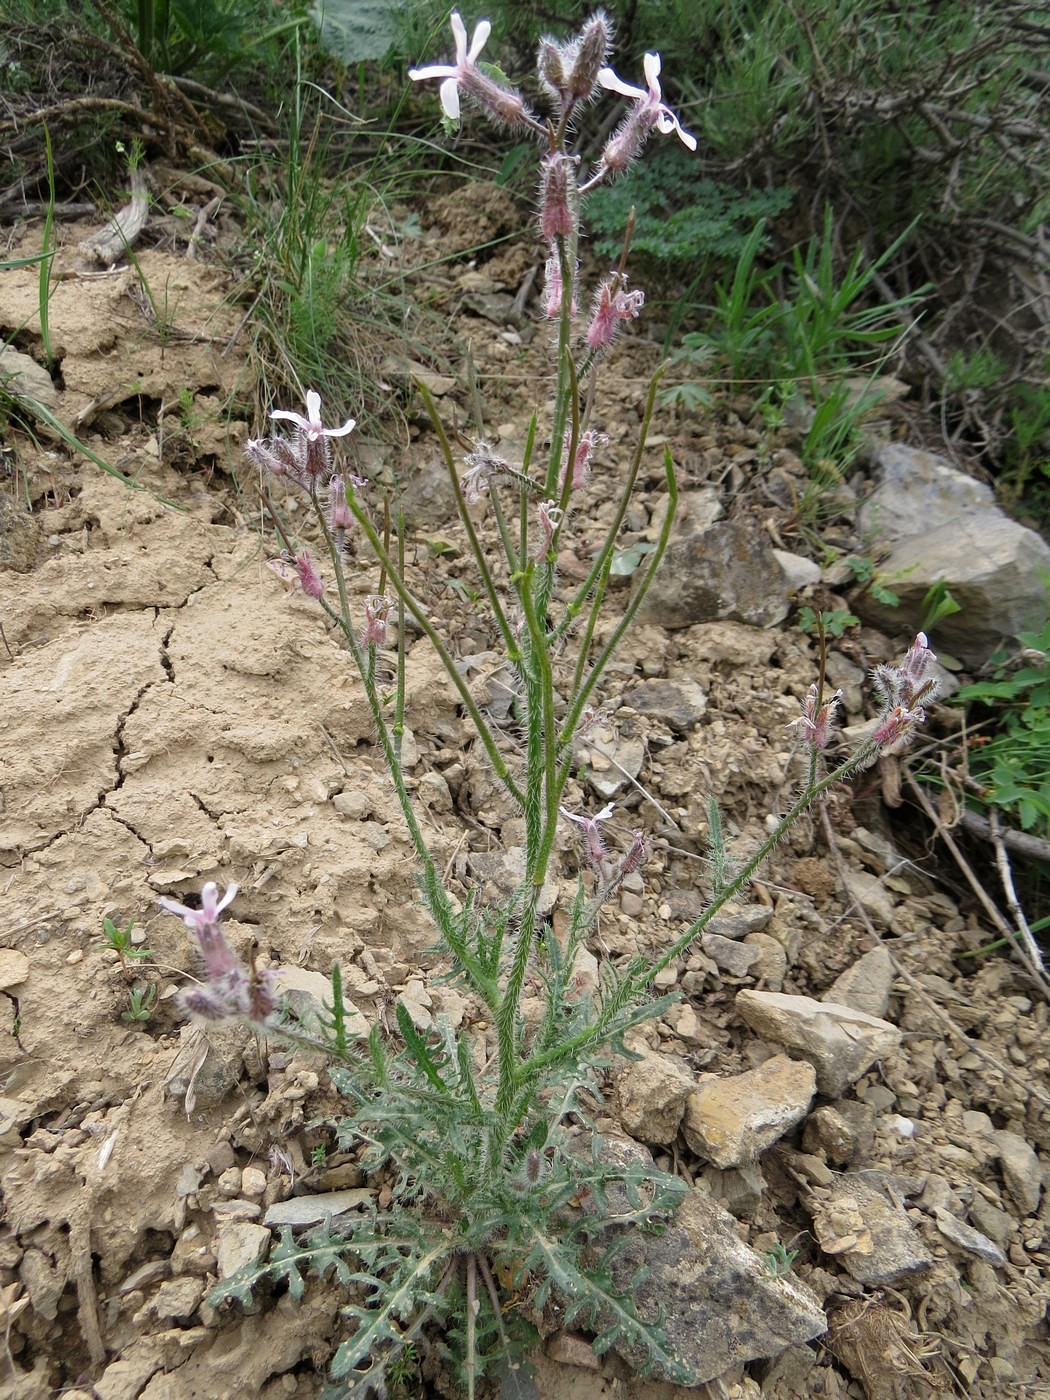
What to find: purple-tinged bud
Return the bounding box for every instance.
[539,153,578,242]
[567,11,612,101]
[292,550,325,600]
[328,474,353,533]
[872,704,923,755]
[618,829,650,878]
[601,106,654,176]
[586,274,645,351]
[362,594,390,648]
[789,683,842,751]
[460,66,532,129]
[537,37,568,99]
[246,436,298,479]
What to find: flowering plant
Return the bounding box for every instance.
[162,15,941,1396]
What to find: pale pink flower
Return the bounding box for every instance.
[159,881,238,936]
[542,250,579,319]
[536,500,562,559]
[598,52,697,151]
[362,594,391,648]
[410,11,531,127]
[560,802,615,865]
[160,882,278,1026]
[561,427,608,492]
[869,634,941,757]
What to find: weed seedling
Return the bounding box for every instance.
[99,917,152,969]
[122,983,158,1024]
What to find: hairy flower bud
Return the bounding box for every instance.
[560,427,608,492]
[537,37,568,99]
[566,11,612,101]
[328,474,353,533]
[293,550,325,600]
[542,250,579,320]
[586,274,645,351]
[362,594,391,648]
[461,441,510,504]
[539,153,578,242]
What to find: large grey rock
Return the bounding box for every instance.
[859,443,994,544]
[637,521,791,629]
[595,1147,826,1383]
[683,1055,816,1168]
[735,990,902,1097]
[627,678,707,732]
[856,446,1050,664]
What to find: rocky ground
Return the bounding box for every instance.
[0,175,1048,1400]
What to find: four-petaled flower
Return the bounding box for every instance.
[560,802,615,866]
[271,389,356,444]
[598,52,697,151]
[409,11,492,121]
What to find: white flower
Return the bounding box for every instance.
[159,881,238,932]
[598,52,697,150]
[409,11,492,122]
[270,389,356,443]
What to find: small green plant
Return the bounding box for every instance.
[122,983,158,1023]
[100,916,152,966]
[844,554,900,609]
[310,1143,328,1170]
[955,615,1050,839]
[798,606,859,639]
[761,1240,799,1279]
[920,580,962,635]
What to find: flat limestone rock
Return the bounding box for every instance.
[683,1055,816,1168]
[736,990,902,1096]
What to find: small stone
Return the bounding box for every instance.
[617,1053,695,1145]
[151,1277,204,1320]
[701,1162,765,1217]
[66,950,84,965]
[0,949,30,990]
[546,1331,601,1370]
[804,1106,861,1167]
[273,965,369,1039]
[700,933,760,977]
[707,903,772,939]
[332,789,373,819]
[934,1209,1007,1268]
[207,1141,237,1176]
[418,771,452,812]
[627,679,707,732]
[840,870,896,927]
[215,1223,270,1279]
[263,1189,373,1228]
[968,1197,1013,1251]
[216,1167,242,1198]
[744,932,786,991]
[683,1055,815,1168]
[620,891,644,918]
[241,1167,267,1198]
[993,1130,1042,1215]
[823,945,894,1020]
[210,1199,261,1223]
[171,1226,216,1278]
[736,990,902,1097]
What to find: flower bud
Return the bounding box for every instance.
[539,153,578,242]
[567,11,612,101]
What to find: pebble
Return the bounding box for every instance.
[263,1189,373,1228]
[216,1167,242,1198]
[620,891,644,918]
[241,1166,267,1198]
[823,945,894,1020]
[66,950,84,966]
[617,1052,695,1145]
[0,949,30,989]
[700,933,760,978]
